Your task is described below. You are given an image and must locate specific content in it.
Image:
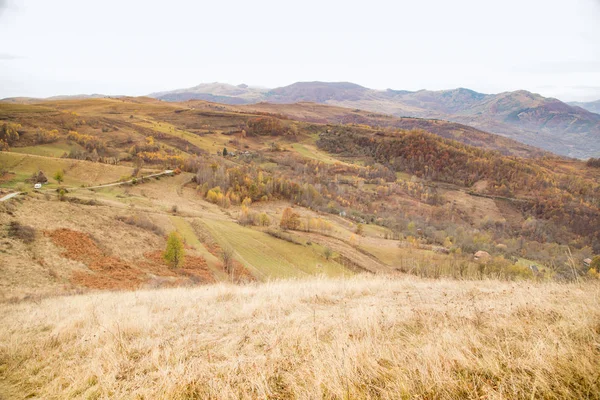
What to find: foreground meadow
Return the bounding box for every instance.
[0,275,599,399]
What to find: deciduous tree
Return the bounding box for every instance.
[280,207,300,230]
[164,232,185,268]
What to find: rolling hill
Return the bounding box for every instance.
[1,96,599,399]
[1,96,598,296]
[151,82,600,159]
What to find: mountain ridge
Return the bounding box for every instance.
[150,82,600,159]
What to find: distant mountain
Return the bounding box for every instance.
[1,94,114,103]
[149,83,266,104]
[151,82,600,159]
[569,99,600,115]
[266,81,373,103]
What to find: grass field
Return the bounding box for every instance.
[291,143,340,164]
[0,152,157,188]
[10,142,84,158]
[200,219,351,279]
[0,276,598,399]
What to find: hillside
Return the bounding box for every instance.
[1,96,600,399]
[1,276,599,399]
[1,96,599,300]
[152,82,600,158]
[231,101,547,158]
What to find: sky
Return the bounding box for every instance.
[1,0,599,101]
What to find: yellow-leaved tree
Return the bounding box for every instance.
[164,231,185,268]
[280,207,300,230]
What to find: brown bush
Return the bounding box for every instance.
[116,214,164,236]
[8,221,36,243]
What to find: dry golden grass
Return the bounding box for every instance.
[1,276,599,399]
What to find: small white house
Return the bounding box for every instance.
[34,183,42,189]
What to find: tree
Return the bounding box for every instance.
[223,147,228,156]
[355,223,364,236]
[164,231,185,268]
[280,207,301,230]
[221,247,235,278]
[53,170,64,184]
[259,213,270,226]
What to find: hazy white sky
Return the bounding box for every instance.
[1,0,599,101]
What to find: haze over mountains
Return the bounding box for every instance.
[150,82,600,159]
[569,99,600,115]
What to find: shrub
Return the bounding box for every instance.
[265,229,303,245]
[116,214,164,236]
[590,256,600,271]
[586,158,600,168]
[8,221,36,243]
[53,170,64,184]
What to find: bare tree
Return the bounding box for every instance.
[221,247,235,280]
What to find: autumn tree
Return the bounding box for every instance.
[259,213,270,226]
[280,207,300,230]
[355,223,364,236]
[0,122,21,149]
[164,231,185,268]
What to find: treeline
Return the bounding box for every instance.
[317,128,544,193]
[245,117,297,136]
[189,159,304,205]
[127,136,185,167]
